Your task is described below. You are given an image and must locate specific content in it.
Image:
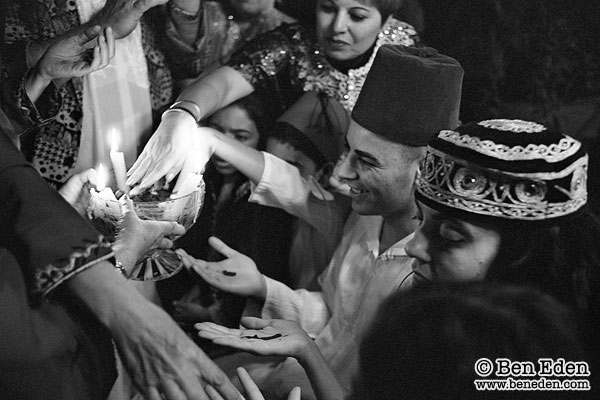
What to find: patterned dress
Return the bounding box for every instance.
[1,2,174,187]
[227,19,420,114]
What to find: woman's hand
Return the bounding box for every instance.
[113,196,185,270]
[58,168,97,216]
[68,263,244,400]
[176,237,267,300]
[206,367,301,400]
[196,317,313,359]
[93,0,169,40]
[36,25,115,82]
[127,111,199,194]
[26,26,115,101]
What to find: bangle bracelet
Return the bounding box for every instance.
[170,100,202,122]
[162,108,198,125]
[114,260,128,278]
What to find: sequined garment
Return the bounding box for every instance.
[1,3,174,187]
[227,20,420,113]
[165,2,295,80]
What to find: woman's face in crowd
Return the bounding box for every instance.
[405,203,502,286]
[209,105,261,176]
[316,0,384,61]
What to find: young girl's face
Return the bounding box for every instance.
[209,105,261,176]
[405,202,502,286]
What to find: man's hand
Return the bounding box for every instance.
[196,317,313,359]
[176,237,267,300]
[93,0,169,40]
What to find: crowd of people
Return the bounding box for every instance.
[1,1,599,399]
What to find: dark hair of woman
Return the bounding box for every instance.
[367,0,403,22]
[228,93,275,151]
[485,212,600,320]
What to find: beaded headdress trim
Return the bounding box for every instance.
[416,148,588,221]
[437,128,581,163]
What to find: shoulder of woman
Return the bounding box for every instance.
[379,18,420,46]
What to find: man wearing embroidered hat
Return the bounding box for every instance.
[406,118,600,373]
[179,44,464,399]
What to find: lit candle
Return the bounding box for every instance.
[109,130,128,193]
[96,163,107,191]
[89,163,120,221]
[94,163,118,201]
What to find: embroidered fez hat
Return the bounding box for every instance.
[276,91,350,164]
[416,119,588,222]
[352,45,464,146]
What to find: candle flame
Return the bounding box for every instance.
[97,163,107,191]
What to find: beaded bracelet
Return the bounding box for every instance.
[114,260,128,278]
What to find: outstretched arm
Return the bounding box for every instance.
[66,263,242,400]
[127,66,253,192]
[177,236,331,335]
[205,126,266,184]
[197,317,346,400]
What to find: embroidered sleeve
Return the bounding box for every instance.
[32,238,114,301]
[0,133,114,304]
[0,43,61,133]
[380,18,421,47]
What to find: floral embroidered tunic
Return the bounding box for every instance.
[227,19,420,114]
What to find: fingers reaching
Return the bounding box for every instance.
[236,368,264,400]
[205,385,226,400]
[160,379,188,400]
[240,317,271,330]
[208,236,237,258]
[287,387,301,400]
[81,25,103,47]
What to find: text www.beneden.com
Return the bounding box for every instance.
[475,377,590,391]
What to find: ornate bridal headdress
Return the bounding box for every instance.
[416,119,588,222]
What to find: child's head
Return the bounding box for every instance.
[351,281,588,400]
[267,92,350,182]
[208,94,273,176]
